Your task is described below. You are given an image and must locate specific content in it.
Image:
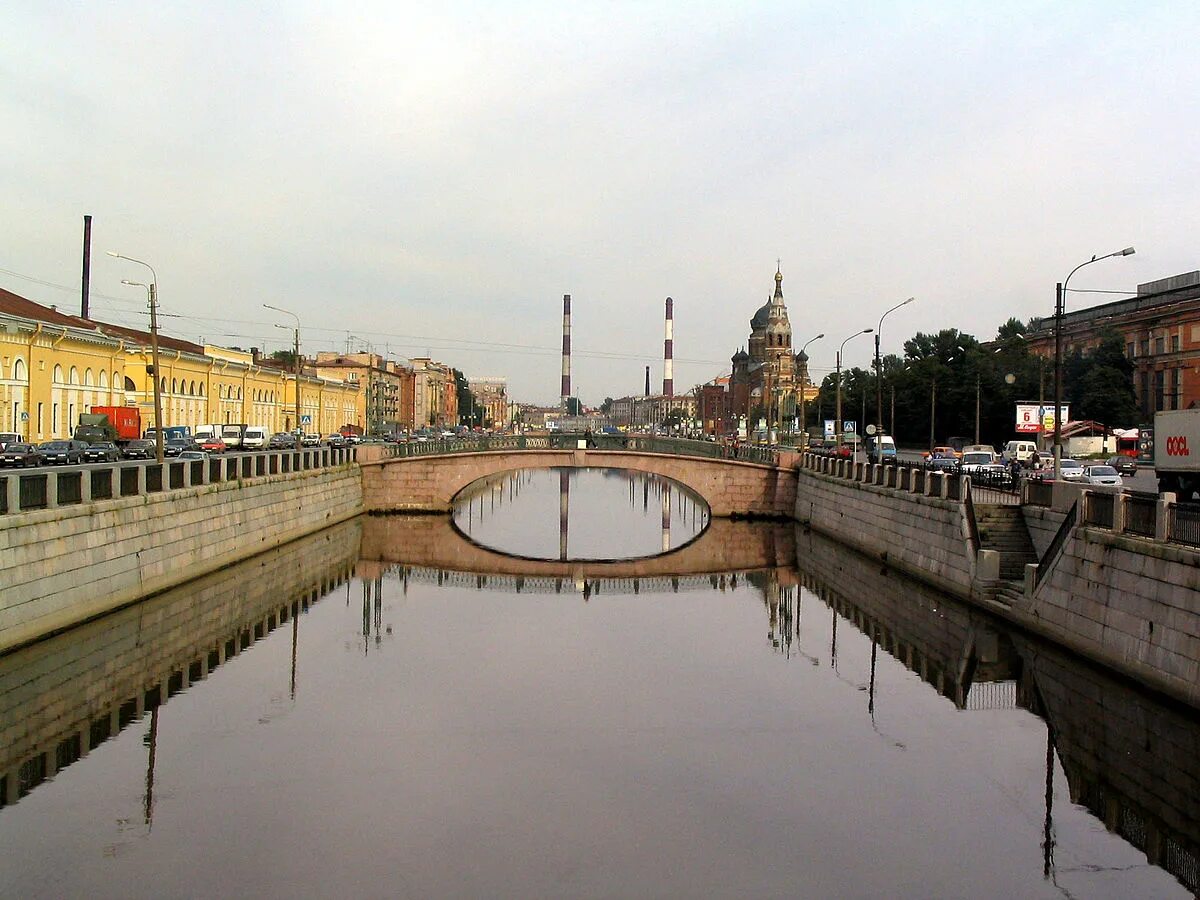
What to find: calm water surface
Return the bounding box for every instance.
[0,470,1193,898]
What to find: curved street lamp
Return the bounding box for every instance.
[109,251,165,464]
[1054,247,1135,477]
[836,328,873,447]
[875,297,914,438]
[797,333,824,449]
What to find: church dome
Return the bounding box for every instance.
[732,348,749,363]
[750,299,771,331]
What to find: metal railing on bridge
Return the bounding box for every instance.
[378,433,780,466]
[0,446,357,516]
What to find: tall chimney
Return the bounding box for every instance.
[663,296,674,397]
[645,365,650,397]
[560,294,571,411]
[81,214,92,319]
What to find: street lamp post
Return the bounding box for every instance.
[1054,247,1135,478]
[264,304,302,435]
[836,328,873,449]
[109,252,165,464]
[874,297,914,437]
[797,333,824,449]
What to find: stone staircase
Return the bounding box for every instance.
[975,505,1038,581]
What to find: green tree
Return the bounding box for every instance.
[1070,328,1136,426]
[270,349,297,367]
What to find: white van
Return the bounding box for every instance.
[1002,440,1037,464]
[241,426,270,450]
[193,424,221,442]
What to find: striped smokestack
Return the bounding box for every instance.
[645,365,650,397]
[663,296,674,397]
[560,294,571,410]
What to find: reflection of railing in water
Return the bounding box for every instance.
[384,564,760,597]
[0,521,360,812]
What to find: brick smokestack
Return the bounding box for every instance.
[81,214,92,319]
[560,294,571,410]
[663,297,674,397]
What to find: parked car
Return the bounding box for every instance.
[927,456,959,473]
[199,436,227,454]
[1081,464,1123,487]
[242,426,271,451]
[326,433,346,448]
[1002,440,1038,465]
[122,439,156,460]
[300,432,321,447]
[959,450,998,474]
[1059,458,1086,481]
[268,432,299,450]
[1106,455,1138,477]
[40,439,88,465]
[923,445,958,460]
[0,442,44,467]
[178,450,209,461]
[164,438,195,457]
[0,432,22,450]
[82,441,121,463]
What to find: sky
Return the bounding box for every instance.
[3,1,1198,405]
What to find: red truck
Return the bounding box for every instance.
[74,406,142,444]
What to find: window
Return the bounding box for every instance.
[53,364,63,383]
[1172,333,1180,352]
[52,402,59,433]
[1142,338,1150,355]
[13,358,25,381]
[69,366,79,385]
[1126,342,1135,358]
[1155,336,1165,354]
[84,368,93,386]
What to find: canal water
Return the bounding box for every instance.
[0,469,1194,898]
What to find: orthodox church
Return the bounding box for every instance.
[727,267,812,431]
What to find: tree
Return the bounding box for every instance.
[1069,328,1137,426]
[565,396,582,416]
[270,349,297,367]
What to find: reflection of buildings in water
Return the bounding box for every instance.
[1015,635,1200,895]
[793,525,1200,896]
[0,519,361,814]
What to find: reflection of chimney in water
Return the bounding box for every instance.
[559,469,570,561]
[661,480,671,552]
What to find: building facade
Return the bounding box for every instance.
[0,286,361,441]
[1026,270,1200,417]
[467,377,509,427]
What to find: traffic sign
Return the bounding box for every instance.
[19,411,28,422]
[300,415,312,425]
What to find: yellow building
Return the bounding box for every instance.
[0,286,360,440]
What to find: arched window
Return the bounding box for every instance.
[14,358,26,381]
[53,364,63,383]
[238,387,243,400]
[199,383,205,397]
[171,378,178,394]
[69,366,79,385]
[124,376,136,391]
[84,368,94,386]
[160,377,167,394]
[113,370,121,388]
[190,380,196,396]
[98,370,108,388]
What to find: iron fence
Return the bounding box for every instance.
[382,433,779,466]
[19,474,48,510]
[1169,503,1200,547]
[1123,494,1157,537]
[1084,492,1115,529]
[56,471,83,505]
[1026,480,1054,507]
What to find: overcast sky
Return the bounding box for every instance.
[3,2,1197,404]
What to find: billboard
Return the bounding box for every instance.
[1015,403,1068,433]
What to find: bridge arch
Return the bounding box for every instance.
[360,448,796,518]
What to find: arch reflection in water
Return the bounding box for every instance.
[451,467,709,561]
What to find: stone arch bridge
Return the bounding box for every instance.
[358,445,798,518]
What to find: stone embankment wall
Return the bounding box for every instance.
[0,520,360,806]
[1014,485,1200,707]
[0,464,363,653]
[794,458,978,598]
